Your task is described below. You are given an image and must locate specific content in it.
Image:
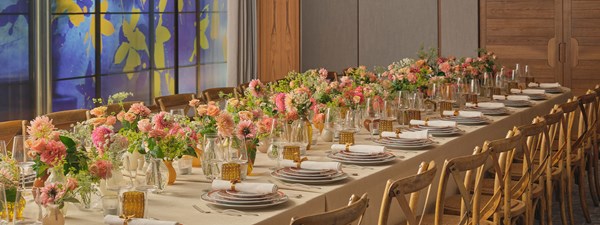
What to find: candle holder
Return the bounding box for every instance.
[402,110,422,125]
[339,130,355,145]
[221,163,241,181]
[282,146,301,161]
[379,119,395,132]
[121,191,146,218]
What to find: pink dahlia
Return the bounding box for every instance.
[152,112,171,130]
[40,183,66,206]
[137,119,152,133]
[248,79,265,98]
[90,159,113,180]
[128,103,151,117]
[236,120,257,140]
[40,140,67,167]
[275,93,286,113]
[27,116,55,140]
[216,112,235,138]
[91,126,113,155]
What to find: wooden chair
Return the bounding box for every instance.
[541,108,569,225]
[202,87,236,103]
[428,148,495,225]
[147,104,161,113]
[44,109,89,131]
[445,131,526,225]
[558,98,592,224]
[290,193,369,225]
[378,161,437,225]
[236,82,250,98]
[154,93,197,115]
[0,120,26,152]
[580,90,600,207]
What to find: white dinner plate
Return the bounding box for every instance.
[271,171,349,184]
[202,191,289,209]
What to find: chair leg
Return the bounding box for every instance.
[577,164,592,223]
[566,165,576,225]
[587,153,600,206]
[545,175,553,225]
[593,142,600,203]
[557,179,568,225]
[539,197,547,225]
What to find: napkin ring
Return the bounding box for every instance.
[339,130,355,145]
[453,110,460,117]
[395,128,402,138]
[230,179,240,192]
[121,191,145,218]
[221,163,241,181]
[344,143,352,152]
[294,156,308,168]
[283,146,301,161]
[504,95,509,100]
[424,118,430,127]
[379,119,394,132]
[120,215,135,225]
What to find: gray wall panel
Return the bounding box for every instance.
[440,0,479,58]
[300,0,358,73]
[358,0,438,68]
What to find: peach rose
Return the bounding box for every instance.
[90,106,107,118]
[207,105,220,117]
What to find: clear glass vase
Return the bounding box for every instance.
[142,158,168,193]
[201,133,223,180]
[45,167,67,185]
[291,116,310,155]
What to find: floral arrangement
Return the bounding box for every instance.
[39,180,79,208]
[138,111,197,160]
[344,66,377,85]
[0,156,21,204]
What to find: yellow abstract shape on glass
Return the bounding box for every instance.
[153,11,173,97]
[157,0,168,12]
[85,0,115,52]
[54,0,85,26]
[179,0,184,12]
[114,8,149,79]
[189,5,210,62]
[153,71,175,98]
[210,0,219,40]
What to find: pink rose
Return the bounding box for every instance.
[149,129,167,138]
[439,62,451,73]
[90,106,107,118]
[188,99,200,107]
[197,105,208,116]
[275,93,286,113]
[66,178,78,191]
[137,119,152,133]
[90,159,113,180]
[128,103,151,117]
[105,116,117,126]
[30,139,46,154]
[318,68,328,79]
[116,111,125,121]
[465,57,473,63]
[124,112,136,123]
[206,105,220,117]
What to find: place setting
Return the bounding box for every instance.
[492,94,532,107]
[510,88,547,100]
[440,110,491,125]
[528,82,563,94]
[327,144,396,165]
[464,102,510,116]
[270,158,349,185]
[200,179,289,210]
[404,119,464,137]
[373,129,437,150]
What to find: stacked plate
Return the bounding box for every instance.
[271,167,348,184]
[514,94,546,101]
[405,126,464,137]
[440,116,490,125]
[531,87,563,94]
[373,137,436,150]
[327,151,396,165]
[201,190,289,209]
[464,107,509,116]
[493,100,531,107]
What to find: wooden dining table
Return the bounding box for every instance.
[24,89,571,225]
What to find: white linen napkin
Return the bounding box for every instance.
[492,95,531,101]
[409,120,457,127]
[211,180,277,194]
[510,89,545,95]
[104,215,178,225]
[330,144,386,153]
[528,82,561,88]
[381,130,428,139]
[465,102,505,109]
[442,111,483,118]
[280,159,342,171]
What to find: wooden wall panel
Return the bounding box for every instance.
[258,0,300,82]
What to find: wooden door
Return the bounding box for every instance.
[257,0,300,82]
[564,0,600,95]
[480,0,563,84]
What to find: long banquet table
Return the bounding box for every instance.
[42,89,571,225]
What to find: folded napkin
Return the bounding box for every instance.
[510,89,545,95]
[281,159,342,171]
[492,95,531,101]
[331,144,386,153]
[409,120,457,127]
[104,215,178,225]
[381,130,429,139]
[442,111,483,118]
[211,180,277,194]
[528,82,561,88]
[465,102,505,109]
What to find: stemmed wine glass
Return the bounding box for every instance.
[0,140,7,158]
[469,78,481,102]
[362,98,381,140]
[481,72,494,99]
[12,135,34,189]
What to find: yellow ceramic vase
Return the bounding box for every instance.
[164,160,177,185]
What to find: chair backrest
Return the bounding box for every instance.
[106,101,140,116]
[378,161,437,225]
[558,99,584,163]
[543,109,567,171]
[154,93,196,115]
[435,148,491,225]
[44,109,89,131]
[202,87,236,102]
[0,120,26,151]
[579,91,597,149]
[290,193,369,225]
[481,131,523,225]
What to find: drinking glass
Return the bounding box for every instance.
[382,100,397,120]
[0,140,7,158]
[12,135,33,189]
[524,65,535,84]
[363,98,381,140]
[13,188,39,224]
[177,157,192,175]
[102,195,119,216]
[513,63,521,81]
[0,184,7,223]
[266,119,280,161]
[170,108,185,116]
[469,79,481,103]
[481,72,494,99]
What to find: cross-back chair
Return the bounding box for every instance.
[0,120,26,153]
[378,161,437,225]
[154,93,197,116]
[44,109,89,131]
[290,193,369,225]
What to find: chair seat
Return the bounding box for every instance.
[417,213,496,225]
[479,177,544,198]
[444,194,526,217]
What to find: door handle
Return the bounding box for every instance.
[558,42,566,63]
